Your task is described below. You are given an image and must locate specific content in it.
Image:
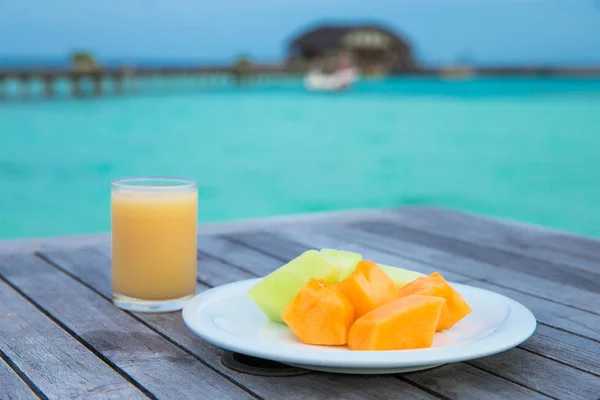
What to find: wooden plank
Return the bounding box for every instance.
[392,206,597,253]
[218,233,563,399]
[228,229,600,395]
[196,251,256,286]
[270,226,600,373]
[403,363,550,400]
[521,324,600,377]
[86,245,253,289]
[134,306,437,400]
[47,245,555,400]
[40,246,440,400]
[0,278,146,400]
[391,206,600,270]
[132,314,437,400]
[469,348,600,400]
[228,230,474,284]
[310,224,600,314]
[0,254,254,400]
[0,357,38,400]
[352,220,600,294]
[469,280,600,341]
[0,208,392,255]
[141,325,550,400]
[327,222,600,340]
[279,225,600,363]
[225,231,309,261]
[194,208,395,235]
[0,232,109,256]
[197,236,284,277]
[114,225,600,374]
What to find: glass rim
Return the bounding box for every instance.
[111,176,197,191]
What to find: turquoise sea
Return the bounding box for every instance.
[1,77,600,240]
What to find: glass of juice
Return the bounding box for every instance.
[111,177,198,312]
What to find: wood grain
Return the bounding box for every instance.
[267,225,600,373]
[469,348,600,400]
[0,254,254,400]
[229,229,474,284]
[352,220,600,294]
[197,236,282,277]
[236,226,600,341]
[40,246,440,400]
[469,280,600,341]
[0,356,39,400]
[521,324,600,377]
[391,206,600,270]
[219,231,560,399]
[403,363,551,400]
[315,224,600,314]
[196,251,256,286]
[0,277,145,400]
[2,206,599,399]
[225,228,600,398]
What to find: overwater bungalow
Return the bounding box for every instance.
[286,23,416,76]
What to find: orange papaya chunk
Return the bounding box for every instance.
[335,260,400,319]
[397,272,472,331]
[281,278,354,346]
[348,295,445,351]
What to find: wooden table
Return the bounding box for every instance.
[1,206,599,400]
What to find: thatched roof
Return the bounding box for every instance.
[288,23,412,53]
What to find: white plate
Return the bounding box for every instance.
[182,279,537,374]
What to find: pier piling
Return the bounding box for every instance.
[43,75,55,98]
[92,74,102,96]
[19,75,31,98]
[71,75,82,97]
[113,73,124,95]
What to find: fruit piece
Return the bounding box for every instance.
[397,272,472,331]
[248,250,340,324]
[282,278,354,345]
[348,294,445,351]
[378,264,426,288]
[336,260,400,319]
[319,249,362,280]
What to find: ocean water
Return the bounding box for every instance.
[1,77,600,240]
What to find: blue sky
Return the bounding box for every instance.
[1,0,600,66]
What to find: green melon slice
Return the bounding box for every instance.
[378,264,426,288]
[247,250,339,324]
[319,249,362,280]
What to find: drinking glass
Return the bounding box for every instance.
[111,177,198,312]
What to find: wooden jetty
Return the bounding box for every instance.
[2,62,600,101]
[1,206,599,399]
[0,64,303,100]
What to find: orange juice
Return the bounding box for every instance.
[111,178,197,311]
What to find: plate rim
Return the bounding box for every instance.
[182,278,537,369]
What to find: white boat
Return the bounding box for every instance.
[304,67,359,92]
